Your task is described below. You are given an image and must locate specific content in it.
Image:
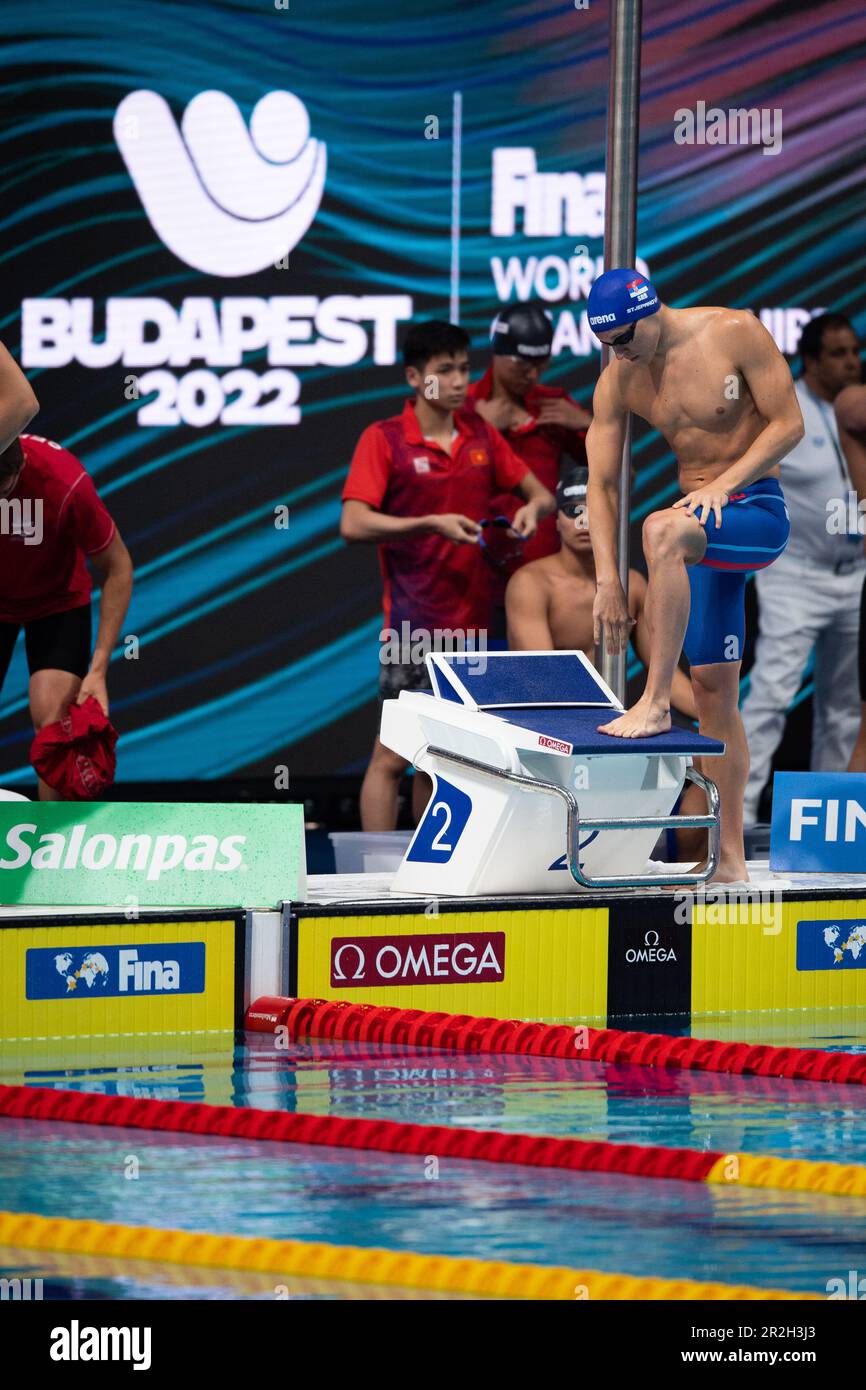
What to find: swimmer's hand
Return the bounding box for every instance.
[536,397,592,431]
[429,513,483,544]
[510,503,540,539]
[77,670,109,716]
[593,579,635,654]
[673,486,729,529]
[475,396,530,432]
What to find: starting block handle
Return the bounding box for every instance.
[424,747,720,890]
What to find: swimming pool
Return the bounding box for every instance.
[2,1013,865,1300]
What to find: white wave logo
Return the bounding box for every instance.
[114,89,327,277]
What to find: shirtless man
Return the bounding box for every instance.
[585,268,804,881]
[505,464,696,719]
[835,383,866,773]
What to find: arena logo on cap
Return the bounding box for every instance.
[589,312,617,326]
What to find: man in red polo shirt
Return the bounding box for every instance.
[341,319,555,830]
[466,302,591,636]
[0,430,133,799]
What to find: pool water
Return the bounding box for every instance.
[2,1015,866,1300]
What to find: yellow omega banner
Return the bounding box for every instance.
[295,907,610,1021]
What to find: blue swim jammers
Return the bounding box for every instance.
[684,478,789,668]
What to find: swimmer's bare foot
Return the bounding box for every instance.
[598,697,672,739]
[692,855,750,885]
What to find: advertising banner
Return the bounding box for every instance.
[0,802,305,907]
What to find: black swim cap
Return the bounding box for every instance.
[555,465,589,515]
[490,303,553,359]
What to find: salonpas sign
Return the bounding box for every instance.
[0,803,305,908]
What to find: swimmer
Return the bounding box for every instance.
[835,382,866,774]
[585,269,804,882]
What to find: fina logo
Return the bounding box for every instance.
[113,90,327,277]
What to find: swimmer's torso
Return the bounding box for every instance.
[611,307,780,493]
[527,555,639,653]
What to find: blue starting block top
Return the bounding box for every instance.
[428,651,618,710]
[425,651,723,756]
[496,706,724,756]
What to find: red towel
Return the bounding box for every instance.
[30,697,118,799]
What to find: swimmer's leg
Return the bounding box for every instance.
[360,735,410,831]
[360,736,433,831]
[29,667,82,802]
[689,661,749,883]
[599,507,706,738]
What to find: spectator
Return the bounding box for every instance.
[340,320,555,831]
[466,303,591,638]
[0,431,133,799]
[740,313,863,822]
[835,379,866,773]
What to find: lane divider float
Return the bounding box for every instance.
[2,1083,864,1197]
[246,996,866,1087]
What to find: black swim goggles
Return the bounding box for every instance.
[607,322,637,347]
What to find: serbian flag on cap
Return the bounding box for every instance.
[31,696,118,800]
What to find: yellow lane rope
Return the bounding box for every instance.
[0,1210,814,1300]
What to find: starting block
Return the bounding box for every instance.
[379,650,724,895]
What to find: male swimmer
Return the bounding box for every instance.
[835,382,866,773]
[585,268,804,882]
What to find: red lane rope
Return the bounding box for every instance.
[0,1082,718,1183]
[246,996,866,1086]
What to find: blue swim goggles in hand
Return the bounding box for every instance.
[477,515,527,569]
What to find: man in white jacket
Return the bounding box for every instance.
[741,313,863,822]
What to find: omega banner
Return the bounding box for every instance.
[0,803,305,908]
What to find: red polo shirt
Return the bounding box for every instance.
[465,366,588,570]
[343,400,528,633]
[0,434,115,624]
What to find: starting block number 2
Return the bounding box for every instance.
[406,777,473,865]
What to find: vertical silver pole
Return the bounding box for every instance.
[450,91,463,323]
[599,0,642,703]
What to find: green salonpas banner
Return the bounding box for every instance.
[0,803,305,908]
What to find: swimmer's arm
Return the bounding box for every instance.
[713,315,804,492]
[0,342,38,452]
[513,469,556,514]
[836,386,866,435]
[505,568,554,650]
[340,499,477,542]
[586,368,628,586]
[81,531,134,714]
[630,571,697,717]
[835,388,866,503]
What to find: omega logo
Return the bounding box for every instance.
[625,929,677,964]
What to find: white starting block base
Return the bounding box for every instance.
[380,651,725,896]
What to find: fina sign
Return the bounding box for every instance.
[769,772,866,873]
[0,802,305,907]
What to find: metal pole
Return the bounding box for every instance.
[599,0,642,703]
[449,91,463,324]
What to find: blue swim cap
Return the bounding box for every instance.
[587,268,660,332]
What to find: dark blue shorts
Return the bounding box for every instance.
[684,478,789,668]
